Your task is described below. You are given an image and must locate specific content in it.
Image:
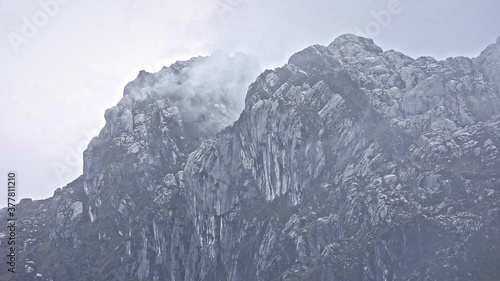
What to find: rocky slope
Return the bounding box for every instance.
[2,35,500,281]
[0,52,261,281]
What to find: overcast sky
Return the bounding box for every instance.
[1,0,499,206]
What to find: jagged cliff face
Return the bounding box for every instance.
[1,35,500,281]
[0,53,262,281]
[181,35,500,281]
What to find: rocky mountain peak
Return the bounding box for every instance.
[83,52,261,210]
[1,35,500,281]
[327,34,384,62]
[477,36,500,93]
[182,35,500,280]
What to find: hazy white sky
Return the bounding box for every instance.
[1,0,499,205]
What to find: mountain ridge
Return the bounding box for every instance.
[1,34,500,281]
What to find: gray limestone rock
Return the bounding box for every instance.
[1,35,500,281]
